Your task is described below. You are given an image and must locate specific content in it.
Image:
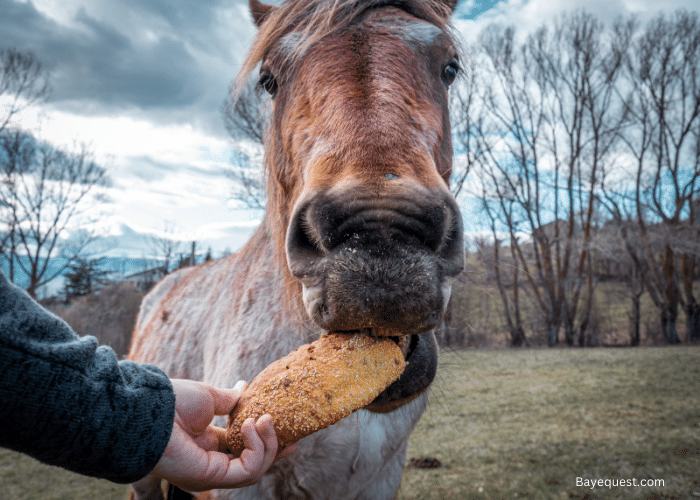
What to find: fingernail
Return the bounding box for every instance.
[233,380,246,392]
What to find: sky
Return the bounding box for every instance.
[1,0,697,259]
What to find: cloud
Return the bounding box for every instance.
[453,0,699,44]
[39,110,229,157]
[0,0,255,128]
[4,1,201,109]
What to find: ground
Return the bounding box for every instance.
[2,346,698,500]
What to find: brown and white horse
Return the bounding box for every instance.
[128,0,464,498]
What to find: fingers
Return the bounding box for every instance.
[183,415,280,490]
[171,379,248,425]
[254,415,279,471]
[157,379,296,491]
[238,416,274,474]
[154,412,293,492]
[254,414,277,448]
[207,412,291,460]
[211,425,230,454]
[208,380,249,417]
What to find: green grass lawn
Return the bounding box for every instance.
[2,346,698,499]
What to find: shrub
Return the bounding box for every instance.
[50,282,145,358]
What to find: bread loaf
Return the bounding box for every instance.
[226,333,406,455]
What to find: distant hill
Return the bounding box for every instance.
[1,221,249,298]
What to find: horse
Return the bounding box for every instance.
[128,0,465,498]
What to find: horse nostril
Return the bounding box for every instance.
[287,189,465,281]
[286,204,328,278]
[319,303,329,316]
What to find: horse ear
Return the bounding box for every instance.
[250,0,275,27]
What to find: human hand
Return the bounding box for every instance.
[151,379,296,492]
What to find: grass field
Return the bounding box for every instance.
[398,346,700,500]
[2,346,698,499]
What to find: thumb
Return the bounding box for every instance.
[209,380,248,416]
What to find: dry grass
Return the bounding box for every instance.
[449,268,700,348]
[2,346,698,499]
[398,346,700,500]
[48,282,145,359]
[0,450,129,500]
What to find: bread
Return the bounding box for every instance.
[225,333,406,455]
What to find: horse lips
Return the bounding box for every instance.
[225,333,406,456]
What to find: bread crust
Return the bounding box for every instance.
[226,333,406,455]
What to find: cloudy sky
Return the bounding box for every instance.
[1,0,696,257]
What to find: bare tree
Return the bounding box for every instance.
[450,49,480,201]
[475,218,528,347]
[0,131,109,297]
[0,48,51,273]
[537,11,630,346]
[0,129,35,281]
[222,79,267,209]
[458,12,628,346]
[223,78,266,144]
[605,10,700,343]
[0,48,51,134]
[148,220,183,274]
[628,263,645,346]
[226,148,266,210]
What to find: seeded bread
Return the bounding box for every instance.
[226,333,406,455]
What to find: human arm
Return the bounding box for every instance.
[0,272,174,483]
[0,272,293,487]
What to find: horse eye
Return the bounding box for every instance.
[258,72,278,96]
[442,60,459,86]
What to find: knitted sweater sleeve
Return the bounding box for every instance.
[0,272,176,484]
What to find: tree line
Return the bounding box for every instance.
[4,10,698,348]
[0,47,212,300]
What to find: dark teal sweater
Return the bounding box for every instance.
[0,272,175,484]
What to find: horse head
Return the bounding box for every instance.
[240,0,464,413]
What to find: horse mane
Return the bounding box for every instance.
[233,0,458,97]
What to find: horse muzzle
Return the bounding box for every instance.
[286,183,465,335]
